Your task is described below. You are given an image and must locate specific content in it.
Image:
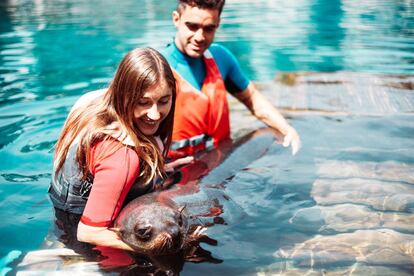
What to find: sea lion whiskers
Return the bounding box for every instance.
[184,225,208,246]
[149,231,183,255]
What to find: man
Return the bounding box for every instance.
[161,0,301,157]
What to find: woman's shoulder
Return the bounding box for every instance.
[93,139,138,158]
[90,139,140,173]
[70,89,107,113]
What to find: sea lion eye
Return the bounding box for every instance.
[134,225,152,241]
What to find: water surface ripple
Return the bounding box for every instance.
[0,0,413,275]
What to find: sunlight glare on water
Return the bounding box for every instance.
[0,0,413,275]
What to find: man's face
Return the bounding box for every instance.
[173,5,220,58]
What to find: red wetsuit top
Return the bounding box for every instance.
[170,50,230,156]
[80,139,140,227]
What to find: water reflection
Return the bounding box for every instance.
[0,0,413,274]
[0,0,412,106]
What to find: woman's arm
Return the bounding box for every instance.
[77,221,134,251]
[79,140,140,249]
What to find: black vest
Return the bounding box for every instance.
[48,142,153,214]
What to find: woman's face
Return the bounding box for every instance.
[134,80,173,136]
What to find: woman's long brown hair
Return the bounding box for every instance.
[54,47,176,186]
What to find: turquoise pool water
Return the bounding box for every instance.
[1,0,413,275]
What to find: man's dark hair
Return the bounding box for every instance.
[177,0,225,15]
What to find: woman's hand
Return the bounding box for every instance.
[77,221,134,251]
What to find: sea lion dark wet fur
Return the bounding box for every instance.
[113,192,190,256]
[114,128,278,256]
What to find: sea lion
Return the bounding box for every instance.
[113,127,279,256]
[113,192,191,256]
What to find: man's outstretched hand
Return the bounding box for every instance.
[282,126,301,155]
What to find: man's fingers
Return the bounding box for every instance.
[164,156,194,172]
[291,138,301,155]
[174,156,194,166]
[282,135,291,147]
[282,128,301,155]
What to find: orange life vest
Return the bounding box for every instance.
[170,50,230,156]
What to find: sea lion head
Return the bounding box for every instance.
[114,193,189,255]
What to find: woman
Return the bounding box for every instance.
[48,47,176,251]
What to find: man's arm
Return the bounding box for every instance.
[234,82,301,155]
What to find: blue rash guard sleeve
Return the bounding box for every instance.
[160,42,250,94]
[209,44,250,94]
